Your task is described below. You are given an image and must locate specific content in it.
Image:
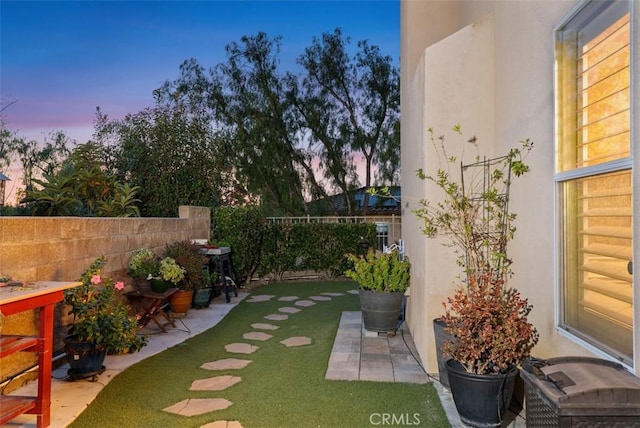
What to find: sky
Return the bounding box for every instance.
[1,0,400,145]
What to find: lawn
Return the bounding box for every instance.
[69,281,450,428]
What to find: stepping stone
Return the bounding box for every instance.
[265,313,288,321]
[347,289,360,295]
[201,421,244,428]
[201,358,252,370]
[190,375,242,391]
[251,322,279,330]
[322,292,345,296]
[279,306,301,314]
[246,294,275,302]
[225,343,259,354]
[278,296,299,301]
[243,331,273,341]
[281,336,312,347]
[309,295,331,301]
[294,300,316,307]
[164,398,233,416]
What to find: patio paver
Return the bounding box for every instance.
[278,296,299,301]
[201,358,252,370]
[250,322,279,330]
[278,306,301,314]
[280,336,312,347]
[200,421,244,428]
[190,375,242,391]
[294,300,316,307]
[309,295,331,301]
[243,331,273,341]
[163,398,233,416]
[264,313,288,321]
[225,343,259,354]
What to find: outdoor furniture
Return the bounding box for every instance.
[125,288,177,332]
[200,246,237,303]
[0,281,81,428]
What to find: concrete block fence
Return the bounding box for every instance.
[0,206,210,389]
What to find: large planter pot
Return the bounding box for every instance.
[169,289,194,316]
[192,287,213,308]
[446,359,518,428]
[359,289,404,333]
[63,336,107,381]
[433,317,455,389]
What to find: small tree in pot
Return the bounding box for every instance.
[414,126,537,427]
[345,248,410,333]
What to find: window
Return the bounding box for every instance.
[555,0,633,364]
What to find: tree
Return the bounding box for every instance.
[156,28,400,216]
[295,28,400,214]
[93,103,230,217]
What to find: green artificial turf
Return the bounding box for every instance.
[69,281,450,428]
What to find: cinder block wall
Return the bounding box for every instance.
[0,205,210,390]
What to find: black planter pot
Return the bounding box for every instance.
[63,337,107,381]
[359,289,404,333]
[433,318,455,388]
[446,359,518,428]
[150,279,172,293]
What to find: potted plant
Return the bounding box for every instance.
[344,248,410,333]
[148,256,185,293]
[127,247,159,292]
[162,240,207,316]
[64,256,147,379]
[413,126,537,427]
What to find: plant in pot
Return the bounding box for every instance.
[127,247,159,292]
[64,256,147,379]
[163,240,207,316]
[149,256,185,293]
[413,126,537,427]
[344,248,410,333]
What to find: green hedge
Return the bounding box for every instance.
[212,207,377,283]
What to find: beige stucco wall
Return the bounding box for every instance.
[0,206,210,388]
[401,0,639,375]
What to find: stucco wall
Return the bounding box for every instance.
[0,206,210,388]
[401,0,639,376]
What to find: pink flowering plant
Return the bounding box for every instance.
[64,256,146,354]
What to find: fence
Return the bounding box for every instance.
[266,215,402,251]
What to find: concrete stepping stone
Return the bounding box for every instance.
[201,358,252,370]
[309,295,331,301]
[278,296,299,301]
[347,289,360,294]
[201,421,244,428]
[281,336,312,347]
[251,322,279,330]
[225,343,259,354]
[246,294,275,302]
[243,331,273,341]
[279,306,301,314]
[190,375,242,391]
[264,313,289,321]
[322,292,345,296]
[163,398,233,416]
[294,300,316,307]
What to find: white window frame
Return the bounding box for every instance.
[554,0,638,371]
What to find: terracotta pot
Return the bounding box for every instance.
[169,289,193,316]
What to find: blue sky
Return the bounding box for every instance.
[1,0,399,144]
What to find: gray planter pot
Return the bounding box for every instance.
[433,317,455,388]
[359,289,404,333]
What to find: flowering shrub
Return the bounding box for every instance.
[441,272,539,375]
[64,256,147,354]
[158,257,185,284]
[127,247,159,279]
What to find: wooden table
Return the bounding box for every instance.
[0,281,81,428]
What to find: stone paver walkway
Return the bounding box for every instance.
[325,311,429,384]
[160,288,430,426]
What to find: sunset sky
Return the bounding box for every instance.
[1,0,400,145]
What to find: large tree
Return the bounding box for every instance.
[156,28,400,216]
[93,103,233,217]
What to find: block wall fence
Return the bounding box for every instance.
[0,206,211,390]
